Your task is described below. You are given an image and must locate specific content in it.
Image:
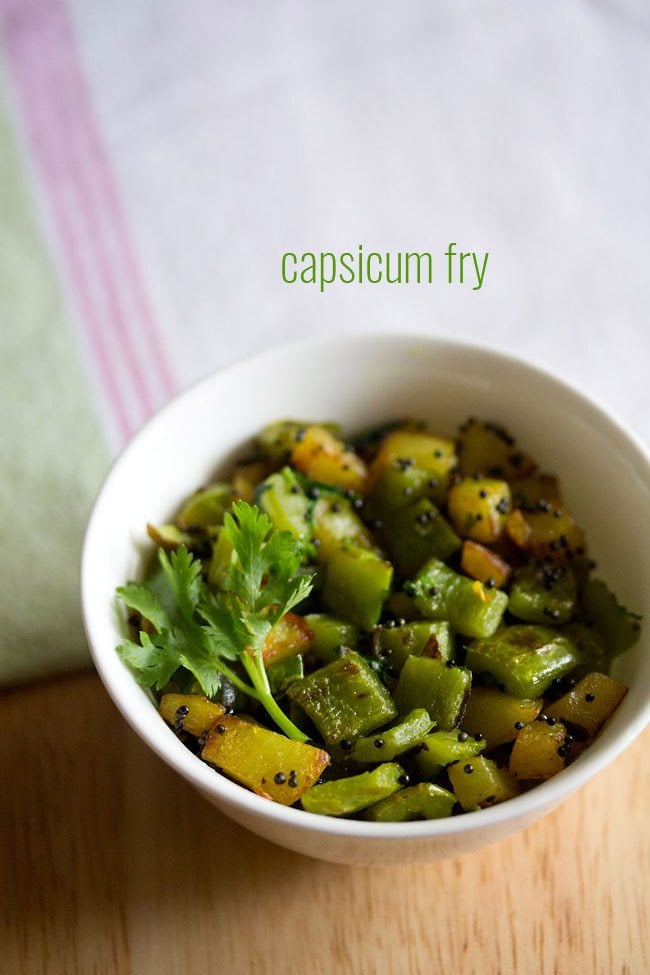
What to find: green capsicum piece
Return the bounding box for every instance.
[286,651,397,747]
[178,483,234,529]
[373,620,453,672]
[581,578,642,657]
[266,655,304,697]
[464,624,581,698]
[300,762,405,816]
[408,558,508,639]
[561,622,608,676]
[364,782,456,822]
[304,613,359,665]
[350,709,434,763]
[381,498,461,578]
[322,545,393,630]
[508,561,577,625]
[255,467,313,542]
[413,729,487,781]
[365,461,447,519]
[392,656,472,729]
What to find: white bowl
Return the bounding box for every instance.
[81,333,650,865]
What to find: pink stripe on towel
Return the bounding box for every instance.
[0,0,176,445]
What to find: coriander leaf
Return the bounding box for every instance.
[262,524,304,575]
[117,632,179,690]
[265,572,313,621]
[241,613,273,651]
[198,590,250,661]
[171,616,222,695]
[218,501,314,660]
[117,546,223,697]
[260,532,305,610]
[223,500,312,618]
[222,502,274,610]
[177,643,221,699]
[116,582,168,632]
[159,546,203,621]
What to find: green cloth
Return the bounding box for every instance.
[0,84,109,684]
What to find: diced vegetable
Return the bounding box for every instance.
[414,729,487,780]
[255,467,312,541]
[393,656,472,729]
[304,613,359,665]
[266,655,305,697]
[178,483,234,528]
[457,418,537,479]
[460,540,512,588]
[351,709,434,763]
[258,420,308,459]
[409,558,509,639]
[312,494,374,561]
[364,782,456,821]
[233,459,273,503]
[146,523,193,550]
[465,625,581,698]
[381,498,461,577]
[262,613,312,666]
[447,477,511,543]
[350,418,411,461]
[257,419,341,461]
[207,528,235,587]
[510,474,561,508]
[384,591,422,622]
[508,562,577,625]
[286,651,397,746]
[373,620,453,672]
[365,460,447,518]
[505,503,585,562]
[322,545,393,630]
[448,756,520,810]
[460,686,542,751]
[160,693,225,738]
[367,429,457,493]
[291,425,367,493]
[545,671,627,739]
[300,762,404,816]
[201,714,330,805]
[581,579,642,657]
[509,720,568,780]
[562,623,608,676]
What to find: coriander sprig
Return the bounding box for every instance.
[117,501,313,741]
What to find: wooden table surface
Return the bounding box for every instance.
[2,672,648,975]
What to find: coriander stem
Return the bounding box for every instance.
[241,653,309,742]
[213,659,261,700]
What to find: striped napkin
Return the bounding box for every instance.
[0,79,108,683]
[0,0,178,683]
[1,0,648,684]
